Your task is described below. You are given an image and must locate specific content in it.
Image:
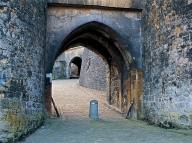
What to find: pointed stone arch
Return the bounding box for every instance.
[45,6,143,118]
[45,21,135,114]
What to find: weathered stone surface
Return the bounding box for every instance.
[79,48,107,91]
[0,0,47,142]
[48,0,144,9]
[142,0,192,128]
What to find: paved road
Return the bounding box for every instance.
[21,79,192,143]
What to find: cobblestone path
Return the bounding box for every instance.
[22,79,192,143]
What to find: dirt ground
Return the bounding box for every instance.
[21,79,192,143]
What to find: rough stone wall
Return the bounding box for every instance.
[53,47,84,79]
[52,57,66,79]
[79,48,107,91]
[0,0,47,142]
[110,60,120,107]
[142,0,192,128]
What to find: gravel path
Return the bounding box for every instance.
[21,79,192,143]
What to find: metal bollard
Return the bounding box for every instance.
[89,100,98,119]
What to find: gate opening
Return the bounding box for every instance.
[45,21,143,119]
[69,57,82,78]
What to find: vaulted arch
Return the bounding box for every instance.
[45,20,141,118]
[56,21,134,71]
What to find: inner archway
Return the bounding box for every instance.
[69,57,82,78]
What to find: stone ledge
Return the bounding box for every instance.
[47,0,143,9]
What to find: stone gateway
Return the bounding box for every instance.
[0,0,191,142]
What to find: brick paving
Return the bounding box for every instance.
[21,79,192,143]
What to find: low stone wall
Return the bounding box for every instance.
[0,1,46,142]
[79,48,107,91]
